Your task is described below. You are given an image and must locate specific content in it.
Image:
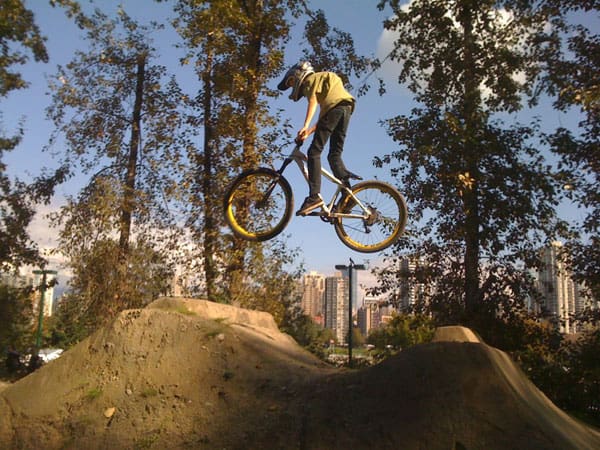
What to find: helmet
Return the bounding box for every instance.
[277,61,314,102]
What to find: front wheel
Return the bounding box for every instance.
[223,168,293,241]
[334,181,407,253]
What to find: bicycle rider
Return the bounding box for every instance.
[277,61,362,216]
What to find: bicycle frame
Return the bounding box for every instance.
[224,144,408,252]
[274,144,370,219]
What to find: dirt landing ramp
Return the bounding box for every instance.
[0,298,599,449]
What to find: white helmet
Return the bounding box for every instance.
[277,61,314,102]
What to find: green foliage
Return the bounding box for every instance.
[172,1,371,313]
[351,326,365,347]
[301,8,374,95]
[0,0,67,269]
[43,7,186,334]
[511,320,600,427]
[45,7,186,248]
[535,1,599,301]
[0,283,35,354]
[52,238,173,340]
[232,239,304,324]
[372,0,568,321]
[0,2,65,363]
[367,313,435,351]
[370,0,599,427]
[562,328,600,426]
[172,0,304,302]
[282,313,335,359]
[0,0,48,96]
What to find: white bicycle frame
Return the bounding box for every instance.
[278,145,370,219]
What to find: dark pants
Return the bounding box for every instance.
[307,103,353,197]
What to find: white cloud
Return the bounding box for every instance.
[373,0,421,92]
[25,199,70,279]
[28,201,63,251]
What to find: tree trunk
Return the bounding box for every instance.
[202,41,218,300]
[227,0,264,304]
[119,53,145,257]
[459,1,481,316]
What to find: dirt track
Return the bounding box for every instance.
[1,297,599,449]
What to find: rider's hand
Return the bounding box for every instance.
[297,127,309,142]
[297,125,315,143]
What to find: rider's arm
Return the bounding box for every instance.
[298,95,318,141]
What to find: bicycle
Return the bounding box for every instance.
[223,143,408,253]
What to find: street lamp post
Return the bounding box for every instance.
[335,258,366,368]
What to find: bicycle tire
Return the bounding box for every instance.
[223,168,293,241]
[334,180,407,253]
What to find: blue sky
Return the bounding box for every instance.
[3,1,592,287]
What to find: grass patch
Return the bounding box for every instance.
[203,319,230,339]
[152,301,197,316]
[140,387,158,398]
[174,306,196,316]
[85,387,102,401]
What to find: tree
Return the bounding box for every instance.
[0,284,35,364]
[0,0,47,96]
[173,0,287,304]
[374,0,566,326]
[300,8,373,95]
[47,8,185,324]
[53,236,173,335]
[0,0,68,268]
[172,1,373,309]
[171,0,309,304]
[533,0,599,301]
[367,312,435,350]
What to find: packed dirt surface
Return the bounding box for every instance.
[1,297,599,449]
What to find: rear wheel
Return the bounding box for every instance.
[334,181,407,253]
[223,168,293,241]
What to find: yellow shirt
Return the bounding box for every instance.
[302,72,355,119]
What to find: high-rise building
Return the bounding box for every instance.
[301,271,325,325]
[1,270,56,318]
[357,306,370,336]
[324,273,349,343]
[358,296,384,336]
[538,242,580,334]
[391,256,431,311]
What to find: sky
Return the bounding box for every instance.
[2,1,593,290]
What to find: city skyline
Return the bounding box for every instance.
[300,245,599,338]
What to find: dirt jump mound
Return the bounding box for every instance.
[1,297,599,449]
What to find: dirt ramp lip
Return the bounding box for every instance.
[432,325,483,343]
[148,297,280,331]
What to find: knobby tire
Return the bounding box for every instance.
[223,168,293,241]
[334,180,407,253]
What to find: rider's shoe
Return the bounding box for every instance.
[296,195,324,216]
[345,171,363,181]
